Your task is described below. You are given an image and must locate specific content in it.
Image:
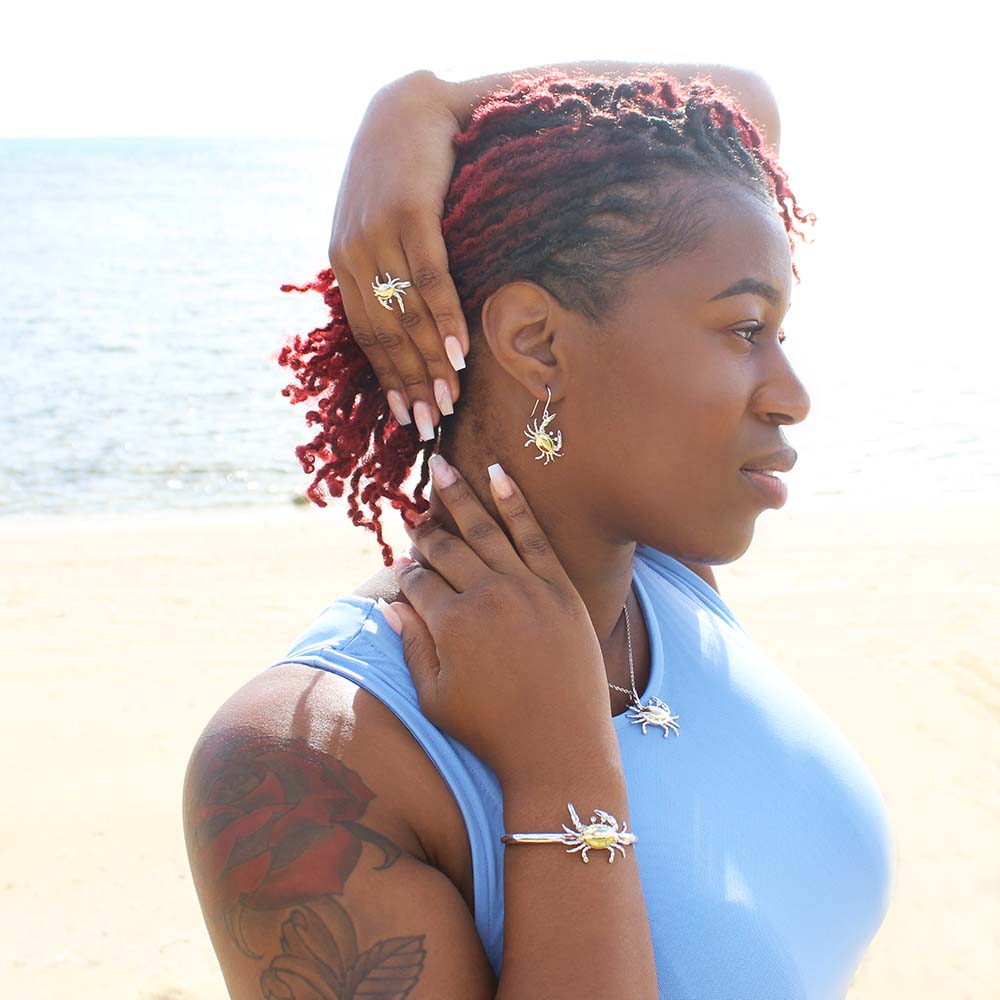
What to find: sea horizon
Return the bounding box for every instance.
[2,137,995,522]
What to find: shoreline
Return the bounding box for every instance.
[0,483,995,532]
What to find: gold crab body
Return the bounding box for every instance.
[561,804,637,863]
[371,273,412,313]
[523,410,564,464]
[627,696,681,738]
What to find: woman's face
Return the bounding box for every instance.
[579,182,810,565]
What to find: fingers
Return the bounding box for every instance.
[376,591,441,701]
[376,596,404,635]
[482,461,568,584]
[404,454,566,587]
[334,271,411,428]
[399,211,469,366]
[403,456,522,589]
[330,241,466,442]
[389,550,457,631]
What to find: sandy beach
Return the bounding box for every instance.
[1,495,996,998]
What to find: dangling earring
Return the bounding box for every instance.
[523,384,565,465]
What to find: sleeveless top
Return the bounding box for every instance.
[268,543,894,999]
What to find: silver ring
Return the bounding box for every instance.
[371,272,413,313]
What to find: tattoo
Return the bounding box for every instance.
[261,899,425,999]
[188,726,426,997]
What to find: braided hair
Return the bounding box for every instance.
[277,71,815,566]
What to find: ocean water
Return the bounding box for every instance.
[1,137,995,524]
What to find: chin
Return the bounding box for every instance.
[654,524,755,567]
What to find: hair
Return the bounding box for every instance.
[276,70,815,567]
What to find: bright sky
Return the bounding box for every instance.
[0,0,978,141]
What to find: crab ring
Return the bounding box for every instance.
[371,272,413,313]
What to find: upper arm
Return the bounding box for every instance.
[667,63,781,152]
[183,671,496,999]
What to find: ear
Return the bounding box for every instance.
[480,281,563,392]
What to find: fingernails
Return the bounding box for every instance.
[445,336,466,371]
[386,389,412,426]
[429,453,457,488]
[376,597,403,635]
[487,462,514,498]
[433,378,454,416]
[391,554,415,576]
[413,400,435,441]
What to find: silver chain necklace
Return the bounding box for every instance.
[607,593,681,739]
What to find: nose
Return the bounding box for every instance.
[753,349,811,426]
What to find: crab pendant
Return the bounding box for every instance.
[561,803,637,863]
[523,408,564,464]
[371,272,412,313]
[626,695,681,738]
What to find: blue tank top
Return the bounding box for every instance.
[268,543,894,999]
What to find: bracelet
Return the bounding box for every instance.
[499,802,638,863]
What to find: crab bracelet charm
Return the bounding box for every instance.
[500,803,638,864]
[561,802,637,863]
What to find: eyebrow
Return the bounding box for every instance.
[708,278,783,307]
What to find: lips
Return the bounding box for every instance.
[740,467,789,507]
[740,446,797,475]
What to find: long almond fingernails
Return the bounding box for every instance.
[488,462,514,498]
[386,389,412,426]
[429,453,457,488]
[445,336,466,371]
[413,400,435,441]
[377,597,403,634]
[434,378,454,416]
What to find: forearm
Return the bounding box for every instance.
[495,740,657,999]
[435,60,781,150]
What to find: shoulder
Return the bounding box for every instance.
[182,664,491,996]
[350,561,412,607]
[183,661,464,879]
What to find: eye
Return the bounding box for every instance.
[732,323,764,345]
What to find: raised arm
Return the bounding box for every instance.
[437,61,781,151]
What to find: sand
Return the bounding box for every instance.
[1,494,996,998]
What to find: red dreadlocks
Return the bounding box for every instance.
[277,71,815,566]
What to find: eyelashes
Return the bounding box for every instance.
[732,324,788,345]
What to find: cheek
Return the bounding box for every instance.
[585,324,744,462]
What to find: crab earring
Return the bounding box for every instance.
[523,384,565,465]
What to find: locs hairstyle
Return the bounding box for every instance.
[275,71,815,567]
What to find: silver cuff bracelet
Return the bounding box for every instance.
[500,802,637,863]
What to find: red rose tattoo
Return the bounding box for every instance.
[190,729,401,957]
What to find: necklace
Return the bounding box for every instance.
[607,591,681,739]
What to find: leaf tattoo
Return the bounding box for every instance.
[261,903,426,1000]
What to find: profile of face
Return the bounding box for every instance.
[474,180,811,567]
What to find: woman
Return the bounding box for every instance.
[183,64,894,999]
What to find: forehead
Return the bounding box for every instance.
[648,184,793,305]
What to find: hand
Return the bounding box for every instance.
[328,70,470,437]
[381,457,618,784]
